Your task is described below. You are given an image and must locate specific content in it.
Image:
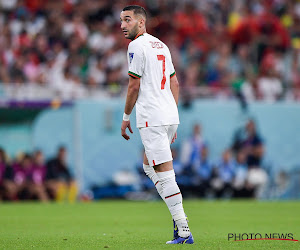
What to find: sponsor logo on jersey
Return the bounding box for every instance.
[129,53,134,63]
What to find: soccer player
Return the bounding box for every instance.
[120,5,194,244]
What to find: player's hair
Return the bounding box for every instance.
[123,5,147,21]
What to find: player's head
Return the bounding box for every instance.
[120,5,147,40]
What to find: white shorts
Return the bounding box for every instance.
[139,124,178,167]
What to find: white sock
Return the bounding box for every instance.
[143,164,164,200]
[156,170,190,238]
[176,218,190,238]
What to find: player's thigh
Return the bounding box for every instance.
[139,126,172,167]
[143,153,149,165]
[167,124,178,144]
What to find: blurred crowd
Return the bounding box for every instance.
[137,120,268,199]
[0,146,78,202]
[0,119,291,201]
[0,0,300,101]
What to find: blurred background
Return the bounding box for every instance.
[0,0,300,202]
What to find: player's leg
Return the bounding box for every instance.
[143,153,180,239]
[139,125,192,243]
[157,125,193,243]
[155,161,191,240]
[142,153,164,200]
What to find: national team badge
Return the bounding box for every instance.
[129,53,134,63]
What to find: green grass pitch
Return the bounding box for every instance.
[0,200,299,249]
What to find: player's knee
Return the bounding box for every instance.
[143,163,154,177]
[157,170,176,184]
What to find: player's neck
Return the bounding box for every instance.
[132,29,146,40]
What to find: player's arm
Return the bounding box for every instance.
[121,76,140,140]
[170,74,179,105]
[170,72,179,144]
[124,76,140,115]
[122,42,144,140]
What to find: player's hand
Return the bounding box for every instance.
[121,120,133,140]
[171,132,177,144]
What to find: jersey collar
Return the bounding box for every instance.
[133,32,145,40]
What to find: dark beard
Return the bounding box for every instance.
[128,23,139,40]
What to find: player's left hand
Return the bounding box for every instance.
[121,120,133,140]
[171,132,177,144]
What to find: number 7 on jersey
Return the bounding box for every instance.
[157,55,166,90]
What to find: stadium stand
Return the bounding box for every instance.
[0,0,299,100]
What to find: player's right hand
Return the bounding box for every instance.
[121,120,133,140]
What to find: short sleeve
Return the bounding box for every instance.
[166,47,176,78]
[128,43,144,79]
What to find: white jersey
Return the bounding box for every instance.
[127,33,180,128]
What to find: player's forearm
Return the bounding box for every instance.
[124,77,140,115]
[170,75,179,105]
[124,90,139,115]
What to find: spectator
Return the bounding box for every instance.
[257,66,283,102]
[1,154,15,200]
[0,0,298,101]
[232,149,253,197]
[11,153,33,200]
[29,150,49,201]
[46,146,78,202]
[0,148,8,200]
[232,119,265,168]
[254,7,290,62]
[232,45,255,77]
[193,146,212,197]
[211,149,235,198]
[174,2,209,47]
[87,55,107,88]
[180,123,206,170]
[206,42,235,87]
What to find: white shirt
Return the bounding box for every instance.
[258,76,283,102]
[127,33,179,128]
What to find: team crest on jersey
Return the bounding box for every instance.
[129,53,134,63]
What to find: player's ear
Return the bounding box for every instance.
[139,17,145,28]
